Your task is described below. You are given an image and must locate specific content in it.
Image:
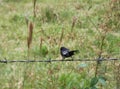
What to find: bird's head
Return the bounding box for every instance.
[60,47,66,50]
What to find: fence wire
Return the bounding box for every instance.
[0,58,119,63]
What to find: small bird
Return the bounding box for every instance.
[60,47,79,60]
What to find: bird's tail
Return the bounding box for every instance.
[69,50,79,55]
[72,50,79,53]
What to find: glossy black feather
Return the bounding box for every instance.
[60,47,78,59]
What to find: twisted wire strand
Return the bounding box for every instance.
[0,58,119,63]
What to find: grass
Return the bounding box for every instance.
[0,0,120,89]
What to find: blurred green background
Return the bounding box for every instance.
[0,0,120,89]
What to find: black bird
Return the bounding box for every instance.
[60,47,79,60]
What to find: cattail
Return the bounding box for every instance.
[27,22,33,49]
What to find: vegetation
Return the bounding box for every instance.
[0,0,120,89]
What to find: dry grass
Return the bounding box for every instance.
[0,0,119,89]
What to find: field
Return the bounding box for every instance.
[0,0,120,89]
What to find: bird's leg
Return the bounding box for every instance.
[71,56,74,61]
[62,57,65,61]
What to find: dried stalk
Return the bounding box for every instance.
[40,37,43,50]
[25,17,29,27]
[27,22,33,49]
[59,28,64,47]
[33,0,37,17]
[71,16,77,32]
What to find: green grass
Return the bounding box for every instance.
[0,0,120,89]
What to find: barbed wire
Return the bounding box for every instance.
[0,58,119,64]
